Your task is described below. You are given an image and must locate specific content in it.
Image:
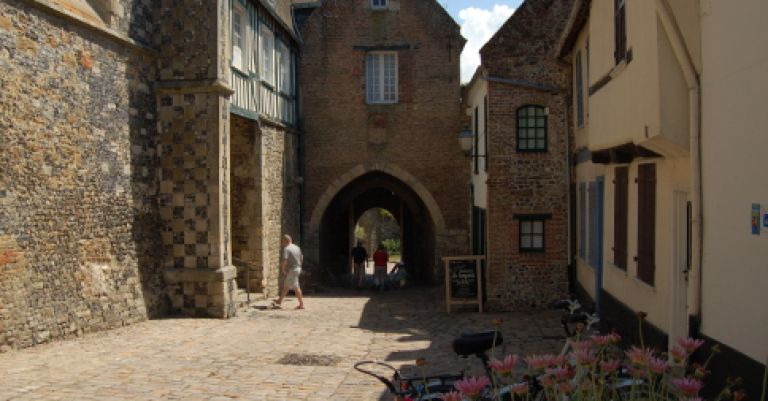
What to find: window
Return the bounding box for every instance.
[637,164,656,285]
[276,39,292,95]
[516,105,547,152]
[519,216,546,252]
[366,52,398,104]
[473,106,479,174]
[260,24,275,86]
[372,0,387,9]
[614,0,627,64]
[575,50,584,127]
[613,166,628,270]
[231,6,245,71]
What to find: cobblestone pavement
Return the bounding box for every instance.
[0,287,565,401]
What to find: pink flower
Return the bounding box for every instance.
[600,359,621,374]
[671,346,689,363]
[537,374,555,388]
[625,346,654,367]
[525,354,561,371]
[672,377,704,396]
[440,391,463,401]
[489,354,520,376]
[545,367,574,381]
[454,376,491,399]
[575,349,597,366]
[678,337,705,353]
[591,334,612,346]
[509,382,529,395]
[649,357,668,374]
[608,332,622,344]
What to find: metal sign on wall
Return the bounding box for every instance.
[443,256,485,313]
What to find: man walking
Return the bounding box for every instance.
[350,241,368,289]
[273,234,305,310]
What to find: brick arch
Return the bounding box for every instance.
[307,162,446,235]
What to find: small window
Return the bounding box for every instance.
[366,52,398,104]
[276,39,292,95]
[260,24,275,86]
[516,215,549,252]
[231,6,245,71]
[372,0,388,9]
[517,105,547,152]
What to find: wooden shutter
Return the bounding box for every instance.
[636,164,656,285]
[614,0,626,64]
[579,183,586,258]
[474,107,479,173]
[484,95,488,172]
[613,167,628,269]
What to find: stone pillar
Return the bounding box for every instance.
[156,0,236,317]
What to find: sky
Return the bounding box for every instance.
[441,0,524,82]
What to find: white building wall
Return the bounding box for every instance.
[700,0,768,363]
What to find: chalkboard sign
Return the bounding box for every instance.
[449,259,478,299]
[443,256,485,313]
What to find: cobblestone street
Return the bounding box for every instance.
[0,288,564,401]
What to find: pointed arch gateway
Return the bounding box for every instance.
[306,163,446,285]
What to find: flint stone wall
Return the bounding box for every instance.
[0,0,163,351]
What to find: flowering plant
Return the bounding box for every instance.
[432,314,754,401]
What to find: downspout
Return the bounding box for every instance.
[563,92,574,295]
[655,0,703,324]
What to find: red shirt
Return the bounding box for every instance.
[372,250,388,267]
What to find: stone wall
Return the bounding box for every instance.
[231,115,301,298]
[0,0,163,351]
[297,0,470,276]
[480,0,574,310]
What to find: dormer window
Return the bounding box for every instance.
[372,0,388,9]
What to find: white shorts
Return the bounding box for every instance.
[284,268,301,289]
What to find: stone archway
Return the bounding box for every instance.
[305,163,447,285]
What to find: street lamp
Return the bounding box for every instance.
[458,126,485,157]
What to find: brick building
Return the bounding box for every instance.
[467,0,575,310]
[295,0,470,283]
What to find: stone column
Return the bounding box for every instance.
[156,0,236,317]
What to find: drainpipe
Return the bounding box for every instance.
[655,0,703,324]
[562,92,574,295]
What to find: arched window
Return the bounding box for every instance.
[516,105,547,152]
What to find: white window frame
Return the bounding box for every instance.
[366,52,398,104]
[231,4,246,71]
[372,0,388,9]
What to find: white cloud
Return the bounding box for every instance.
[458,5,515,83]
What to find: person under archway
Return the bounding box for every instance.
[372,243,389,291]
[350,241,368,289]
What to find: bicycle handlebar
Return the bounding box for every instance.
[353,361,398,394]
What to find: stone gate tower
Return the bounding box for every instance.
[295,0,470,283]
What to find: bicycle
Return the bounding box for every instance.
[355,330,503,401]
